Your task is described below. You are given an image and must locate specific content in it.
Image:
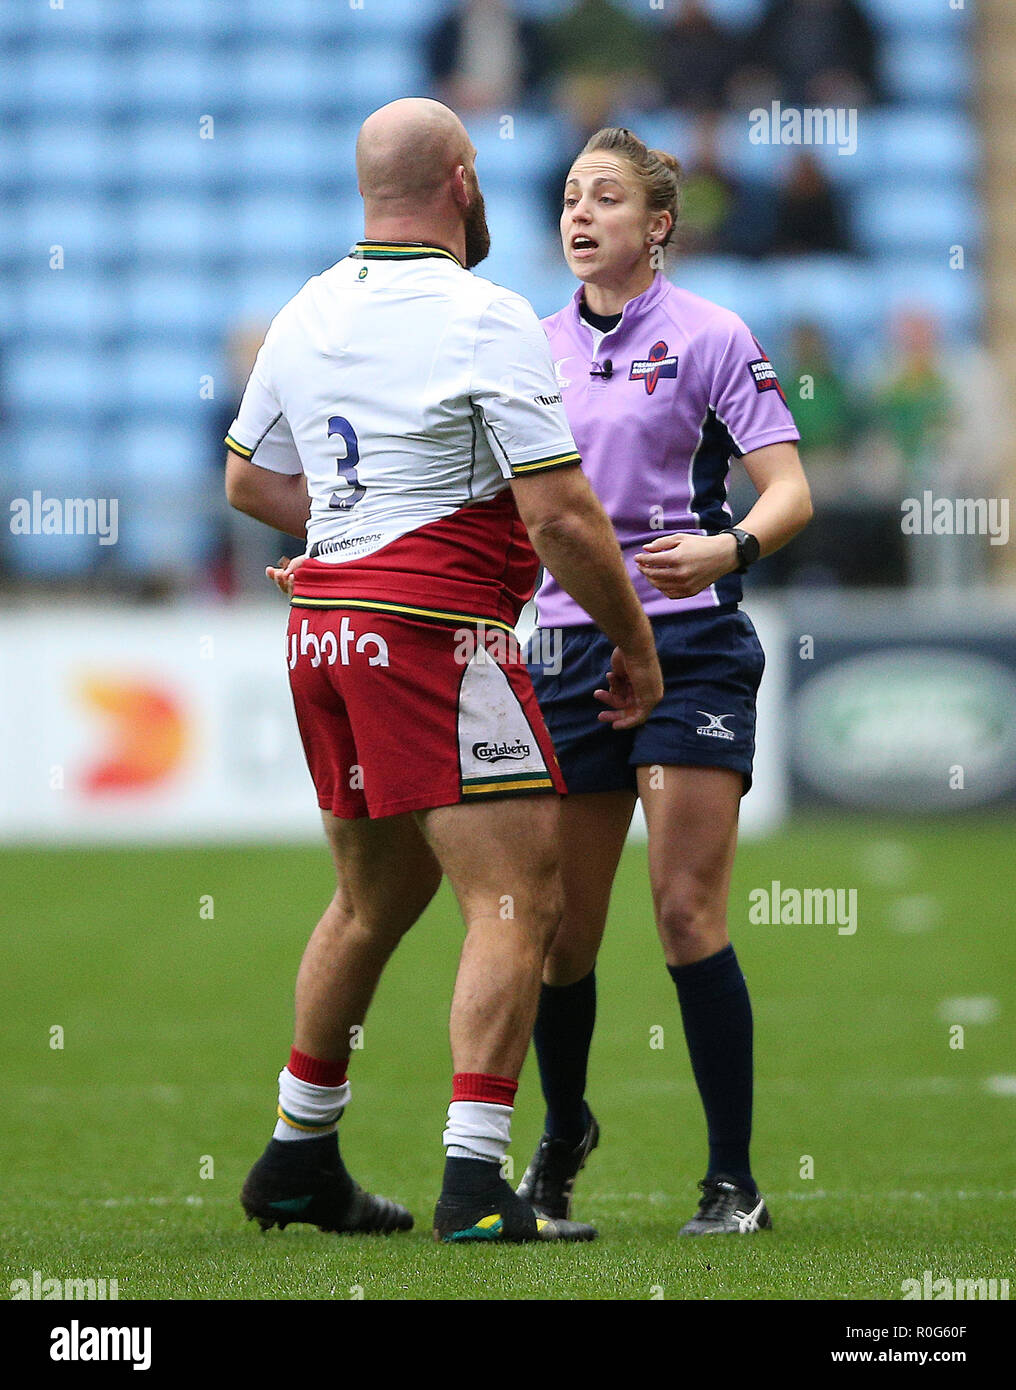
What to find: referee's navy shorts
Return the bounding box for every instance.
[528,605,764,796]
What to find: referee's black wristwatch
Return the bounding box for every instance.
[722,527,761,573]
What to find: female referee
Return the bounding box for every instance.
[516,127,812,1234]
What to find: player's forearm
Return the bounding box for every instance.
[225,458,310,540]
[528,502,655,654]
[735,475,813,557]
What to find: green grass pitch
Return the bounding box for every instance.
[2,814,1013,1301]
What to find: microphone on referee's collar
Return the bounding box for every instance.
[590,359,613,379]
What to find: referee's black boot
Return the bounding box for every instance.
[241,1133,413,1235]
[679,1176,772,1235]
[516,1109,599,1220]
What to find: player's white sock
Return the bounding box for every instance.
[443,1100,513,1164]
[274,1066,350,1142]
[443,1072,518,1163]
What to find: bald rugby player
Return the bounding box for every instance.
[224,99,662,1244]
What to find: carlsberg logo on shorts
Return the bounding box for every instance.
[472,740,532,763]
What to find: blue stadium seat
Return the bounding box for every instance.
[123,271,223,337]
[762,255,887,342]
[136,0,239,40]
[337,0,445,37]
[120,346,210,413]
[23,120,124,189]
[21,270,121,341]
[868,257,982,341]
[113,424,218,571]
[854,181,980,257]
[233,123,320,185]
[126,46,219,112]
[882,35,974,106]
[673,257,783,342]
[251,0,445,40]
[4,511,105,580]
[127,122,231,190]
[481,195,552,291]
[125,197,220,265]
[692,0,767,29]
[863,0,971,38]
[233,46,334,111]
[20,198,120,268]
[231,194,317,261]
[23,43,129,113]
[862,110,978,180]
[117,421,209,481]
[470,111,568,186]
[7,346,112,415]
[307,196,364,262]
[330,42,427,113]
[0,0,134,41]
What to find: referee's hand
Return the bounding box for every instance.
[634,532,738,599]
[594,645,663,730]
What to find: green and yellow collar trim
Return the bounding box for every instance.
[351,240,462,266]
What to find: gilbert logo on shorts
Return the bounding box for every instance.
[472,740,532,763]
[696,711,736,741]
[629,341,678,395]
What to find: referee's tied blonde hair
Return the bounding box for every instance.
[580,128,682,248]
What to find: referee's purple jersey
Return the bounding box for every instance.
[535,272,800,627]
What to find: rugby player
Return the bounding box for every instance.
[223,100,662,1244]
[516,128,812,1234]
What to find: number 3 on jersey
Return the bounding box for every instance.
[327,416,365,510]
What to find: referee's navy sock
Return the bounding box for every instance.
[533,971,596,1144]
[668,945,756,1195]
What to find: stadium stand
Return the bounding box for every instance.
[0,0,981,586]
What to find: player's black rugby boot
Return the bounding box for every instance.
[434,1170,596,1243]
[515,1110,599,1220]
[241,1134,412,1235]
[679,1176,772,1235]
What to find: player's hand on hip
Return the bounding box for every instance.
[594,644,663,730]
[634,532,739,599]
[265,552,309,597]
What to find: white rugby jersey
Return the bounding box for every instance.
[226,241,580,630]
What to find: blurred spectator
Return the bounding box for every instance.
[768,152,853,254]
[731,0,883,110]
[869,310,950,481]
[426,0,546,114]
[541,79,619,234]
[213,322,298,598]
[857,308,1011,587]
[542,0,655,117]
[786,321,857,480]
[652,0,737,114]
[675,115,774,256]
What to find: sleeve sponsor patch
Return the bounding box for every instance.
[747,357,784,397]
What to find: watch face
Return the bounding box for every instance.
[734,529,759,569]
